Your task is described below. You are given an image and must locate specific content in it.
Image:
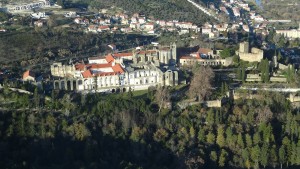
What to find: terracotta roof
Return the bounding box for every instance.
[112,53,133,57]
[95,72,118,76]
[105,54,115,63]
[75,64,86,71]
[88,63,112,69]
[23,70,35,79]
[198,48,212,55]
[180,56,194,59]
[82,70,93,78]
[99,25,109,29]
[112,64,124,73]
[89,25,96,29]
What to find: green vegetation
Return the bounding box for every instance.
[220,47,235,59]
[258,0,300,22]
[67,0,214,25]
[259,59,270,83]
[0,27,156,66]
[1,74,300,168]
[0,11,10,21]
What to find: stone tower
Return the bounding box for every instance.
[239,42,249,53]
[171,42,177,63]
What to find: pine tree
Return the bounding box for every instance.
[225,127,233,146]
[242,64,246,83]
[216,125,225,148]
[250,145,260,168]
[33,87,40,108]
[279,145,286,169]
[189,126,196,139]
[245,134,253,148]
[198,128,205,142]
[206,109,215,126]
[210,150,218,162]
[237,133,245,148]
[206,131,215,144]
[260,143,269,168]
[253,132,261,145]
[269,145,278,168]
[219,149,228,167]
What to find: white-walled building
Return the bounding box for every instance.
[51,43,179,93]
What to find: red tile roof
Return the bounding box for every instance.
[98,25,110,30]
[198,48,212,55]
[112,53,133,57]
[112,64,124,73]
[82,70,93,78]
[88,63,112,69]
[180,56,200,59]
[105,54,115,63]
[23,70,35,79]
[75,64,86,71]
[95,72,118,76]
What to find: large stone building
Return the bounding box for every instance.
[51,43,178,93]
[276,24,300,39]
[238,42,263,62]
[179,48,233,66]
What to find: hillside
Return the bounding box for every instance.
[257,0,300,22]
[68,0,215,25]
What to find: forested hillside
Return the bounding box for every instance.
[1,84,300,169]
[67,0,214,25]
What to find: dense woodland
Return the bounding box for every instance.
[1,71,300,169]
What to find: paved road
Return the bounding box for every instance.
[187,0,220,21]
[236,86,300,93]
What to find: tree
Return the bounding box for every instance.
[198,128,205,142]
[245,134,253,148]
[130,127,146,142]
[219,149,228,167]
[259,59,270,83]
[210,151,218,162]
[153,128,169,142]
[206,131,215,144]
[220,48,235,59]
[33,88,40,108]
[155,86,170,113]
[253,132,261,145]
[216,125,225,148]
[188,66,215,101]
[241,64,246,83]
[279,145,286,169]
[269,145,278,168]
[260,143,269,168]
[189,126,196,139]
[67,123,91,141]
[250,145,260,168]
[237,133,245,148]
